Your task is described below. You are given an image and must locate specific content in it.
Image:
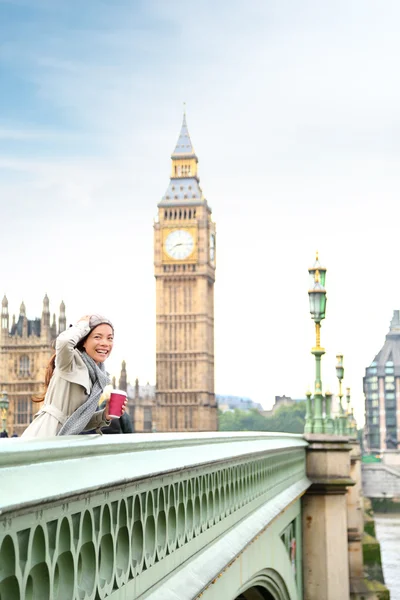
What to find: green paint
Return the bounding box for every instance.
[0,435,308,599]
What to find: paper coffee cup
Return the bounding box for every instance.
[108,389,127,418]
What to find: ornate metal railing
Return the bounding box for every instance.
[0,432,308,600]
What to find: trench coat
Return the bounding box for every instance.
[22,322,110,438]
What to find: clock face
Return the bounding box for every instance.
[210,233,215,262]
[165,229,194,260]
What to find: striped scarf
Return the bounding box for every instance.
[57,351,110,436]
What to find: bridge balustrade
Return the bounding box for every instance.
[0,432,308,600]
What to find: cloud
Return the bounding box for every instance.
[2,0,400,424]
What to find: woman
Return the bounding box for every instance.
[22,314,126,438]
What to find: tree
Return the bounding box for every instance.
[218,402,306,434]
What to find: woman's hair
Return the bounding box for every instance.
[76,334,89,352]
[32,353,56,403]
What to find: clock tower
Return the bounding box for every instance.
[154,114,217,431]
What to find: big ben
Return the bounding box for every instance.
[154,113,217,431]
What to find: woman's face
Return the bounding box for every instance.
[83,324,114,363]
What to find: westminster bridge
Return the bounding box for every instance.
[0,432,367,600]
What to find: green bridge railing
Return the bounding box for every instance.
[0,432,309,600]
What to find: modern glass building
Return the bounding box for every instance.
[364,310,400,452]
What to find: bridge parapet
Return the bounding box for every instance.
[362,461,400,499]
[0,432,308,600]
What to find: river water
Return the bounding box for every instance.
[374,514,400,600]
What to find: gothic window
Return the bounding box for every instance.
[16,397,32,425]
[181,165,191,176]
[19,356,30,378]
[143,407,152,432]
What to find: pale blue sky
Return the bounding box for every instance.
[1,0,400,422]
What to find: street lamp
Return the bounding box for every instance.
[335,355,347,435]
[345,387,356,436]
[346,387,351,415]
[305,252,333,433]
[0,390,9,436]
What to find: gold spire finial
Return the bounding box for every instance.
[316,250,319,261]
[314,269,320,283]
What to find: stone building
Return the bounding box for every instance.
[364,310,400,452]
[116,360,155,433]
[0,295,66,436]
[153,114,217,431]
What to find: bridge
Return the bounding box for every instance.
[362,452,400,500]
[0,431,367,600]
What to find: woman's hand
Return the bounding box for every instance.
[78,315,92,324]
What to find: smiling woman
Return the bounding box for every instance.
[21,314,126,438]
[79,321,114,363]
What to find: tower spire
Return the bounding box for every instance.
[119,360,127,392]
[41,294,50,329]
[1,295,8,332]
[172,111,197,159]
[58,300,66,333]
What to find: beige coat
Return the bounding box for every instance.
[22,322,109,438]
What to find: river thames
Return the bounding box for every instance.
[374,514,400,600]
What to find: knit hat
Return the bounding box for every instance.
[89,314,114,331]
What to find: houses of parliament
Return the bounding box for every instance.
[1,115,218,436]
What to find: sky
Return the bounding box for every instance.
[1,0,400,424]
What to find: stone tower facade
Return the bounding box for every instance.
[0,295,66,436]
[153,114,217,431]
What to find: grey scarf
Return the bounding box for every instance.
[57,351,110,436]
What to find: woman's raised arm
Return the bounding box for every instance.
[55,316,91,371]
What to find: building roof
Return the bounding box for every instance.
[161,177,204,205]
[158,113,210,209]
[127,382,155,400]
[371,310,400,375]
[10,317,41,337]
[171,113,197,159]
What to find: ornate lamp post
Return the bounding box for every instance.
[345,387,354,435]
[325,389,334,433]
[306,253,332,433]
[335,355,347,434]
[0,390,9,436]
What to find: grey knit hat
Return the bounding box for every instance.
[89,314,114,331]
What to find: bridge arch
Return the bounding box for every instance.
[235,569,290,600]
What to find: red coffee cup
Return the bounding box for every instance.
[108,389,127,418]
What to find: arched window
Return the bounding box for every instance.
[19,355,30,377]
